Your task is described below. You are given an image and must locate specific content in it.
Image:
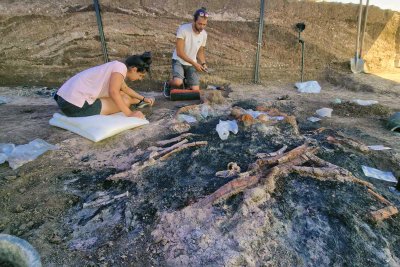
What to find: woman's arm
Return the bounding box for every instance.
[120,81,143,99]
[108,73,133,116]
[121,81,154,106]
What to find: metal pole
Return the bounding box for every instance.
[93,0,109,63]
[254,0,265,83]
[359,0,369,58]
[299,33,305,82]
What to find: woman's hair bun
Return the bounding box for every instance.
[125,51,152,72]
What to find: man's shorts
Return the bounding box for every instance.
[54,94,102,117]
[172,59,200,87]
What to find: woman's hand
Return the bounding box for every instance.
[128,110,145,119]
[144,97,155,106]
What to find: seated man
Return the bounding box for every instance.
[163,7,209,98]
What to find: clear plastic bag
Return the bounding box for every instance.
[216,120,238,140]
[295,81,321,93]
[177,114,197,123]
[316,108,333,117]
[200,104,209,118]
[351,99,378,106]
[0,143,15,155]
[6,139,57,169]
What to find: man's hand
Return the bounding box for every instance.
[127,110,145,119]
[194,62,207,72]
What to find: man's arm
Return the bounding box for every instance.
[176,39,205,72]
[197,46,207,68]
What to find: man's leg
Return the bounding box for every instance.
[169,77,184,88]
[184,65,200,90]
[164,60,186,97]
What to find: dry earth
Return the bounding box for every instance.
[0,0,400,266]
[1,72,400,266]
[0,0,399,86]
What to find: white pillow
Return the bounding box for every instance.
[49,113,149,142]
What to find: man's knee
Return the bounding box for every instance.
[170,78,183,87]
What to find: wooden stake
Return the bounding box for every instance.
[370,206,398,222]
[159,141,208,161]
[156,133,195,146]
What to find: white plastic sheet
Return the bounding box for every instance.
[367,145,391,151]
[0,144,15,164]
[361,165,397,183]
[307,117,321,122]
[295,81,321,93]
[0,96,9,105]
[245,109,268,119]
[200,105,209,118]
[316,108,333,118]
[216,120,238,140]
[0,153,7,164]
[1,139,57,170]
[177,114,197,123]
[50,112,149,142]
[351,99,378,106]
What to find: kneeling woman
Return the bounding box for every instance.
[54,52,154,119]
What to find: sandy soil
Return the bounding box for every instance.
[0,1,399,265]
[0,70,399,266]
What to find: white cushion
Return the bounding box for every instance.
[49,113,149,142]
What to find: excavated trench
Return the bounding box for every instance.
[45,100,400,266]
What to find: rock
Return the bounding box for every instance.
[231,106,246,119]
[5,176,17,181]
[170,122,191,133]
[241,114,256,127]
[258,114,269,122]
[201,90,227,105]
[245,187,267,203]
[14,205,25,213]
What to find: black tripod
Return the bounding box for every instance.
[296,22,306,82]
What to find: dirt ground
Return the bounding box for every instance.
[1,0,400,266]
[0,68,399,266]
[0,0,399,86]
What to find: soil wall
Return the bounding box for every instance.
[0,0,398,86]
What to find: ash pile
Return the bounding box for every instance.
[67,90,400,266]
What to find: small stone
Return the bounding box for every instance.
[241,114,256,127]
[18,188,26,194]
[48,233,62,244]
[247,187,267,203]
[258,114,269,122]
[19,224,27,231]
[15,204,25,213]
[5,175,17,180]
[231,106,245,119]
[170,122,191,133]
[81,155,90,162]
